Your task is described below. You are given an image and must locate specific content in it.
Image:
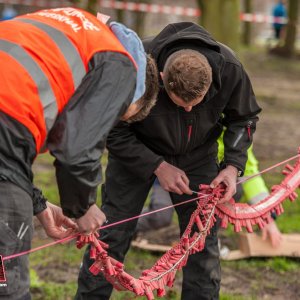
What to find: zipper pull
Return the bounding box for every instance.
[187,120,193,143]
[247,121,253,140]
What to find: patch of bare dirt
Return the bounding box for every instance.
[244,52,300,161]
[221,265,300,300]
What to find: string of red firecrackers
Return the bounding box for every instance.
[77,189,219,299]
[2,150,300,263]
[0,0,288,24]
[75,152,300,299]
[2,151,300,299]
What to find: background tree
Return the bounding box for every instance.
[270,0,299,57]
[133,0,151,37]
[85,0,97,14]
[282,0,299,56]
[242,0,253,45]
[197,0,240,50]
[70,0,97,14]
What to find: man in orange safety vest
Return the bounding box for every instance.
[0,7,158,299]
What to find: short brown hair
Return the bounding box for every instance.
[126,55,159,123]
[163,49,212,103]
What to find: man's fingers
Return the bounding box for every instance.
[56,228,76,239]
[75,221,103,234]
[210,176,223,189]
[62,217,78,230]
[168,185,183,195]
[46,227,75,240]
[218,186,235,203]
[177,180,192,195]
[180,174,190,186]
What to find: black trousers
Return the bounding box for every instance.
[75,158,221,300]
[0,181,33,300]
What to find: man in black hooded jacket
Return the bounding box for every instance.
[76,22,261,300]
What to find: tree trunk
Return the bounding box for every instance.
[197,0,240,50]
[86,0,98,14]
[133,0,151,37]
[197,0,222,41]
[220,0,240,50]
[242,0,252,45]
[282,0,298,56]
[116,4,125,24]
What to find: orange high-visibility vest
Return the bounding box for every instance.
[0,7,135,152]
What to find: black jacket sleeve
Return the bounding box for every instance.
[47,52,136,218]
[107,121,164,180]
[222,64,261,175]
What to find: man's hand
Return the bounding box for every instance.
[210,165,238,203]
[154,161,192,195]
[262,220,282,248]
[36,202,78,239]
[75,204,106,235]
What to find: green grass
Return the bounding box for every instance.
[30,269,77,300]
[222,256,300,274]
[220,294,253,300]
[238,46,300,76]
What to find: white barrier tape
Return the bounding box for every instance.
[241,13,287,24]
[0,0,71,7]
[0,0,289,24]
[99,0,201,17]
[100,0,287,23]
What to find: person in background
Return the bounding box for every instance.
[76,22,261,300]
[272,0,287,42]
[1,4,17,21]
[136,143,282,249]
[0,7,158,300]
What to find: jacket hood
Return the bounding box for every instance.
[145,22,225,101]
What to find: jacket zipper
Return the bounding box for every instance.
[187,120,193,144]
[247,121,253,140]
[233,121,253,147]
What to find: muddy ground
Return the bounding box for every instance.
[246,52,300,161]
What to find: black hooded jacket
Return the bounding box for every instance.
[106,22,261,179]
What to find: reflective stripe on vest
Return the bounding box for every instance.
[0,39,58,134]
[16,18,86,90]
[0,19,87,151]
[241,175,269,202]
